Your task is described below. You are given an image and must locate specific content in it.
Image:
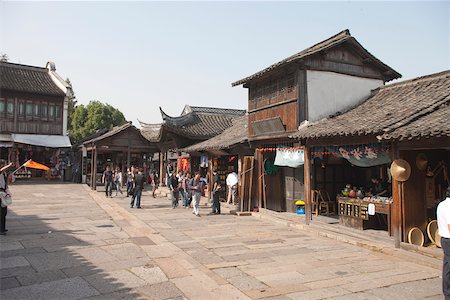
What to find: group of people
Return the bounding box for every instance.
[166,168,238,217]
[102,165,160,209]
[168,170,206,217]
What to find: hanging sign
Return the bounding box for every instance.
[312,144,391,167]
[274,145,304,168]
[368,203,376,215]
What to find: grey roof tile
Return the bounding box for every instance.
[0,62,65,96]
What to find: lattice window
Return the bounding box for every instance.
[287,74,296,94]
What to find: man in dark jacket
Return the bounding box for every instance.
[102,165,113,197]
[169,173,179,209]
[130,168,145,208]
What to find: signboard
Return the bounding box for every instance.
[274,146,304,168]
[368,203,376,215]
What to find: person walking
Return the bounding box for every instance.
[130,168,145,208]
[169,172,179,209]
[191,172,203,217]
[437,187,450,299]
[114,167,123,196]
[126,168,134,197]
[226,171,238,205]
[151,171,159,198]
[102,165,113,197]
[0,160,13,235]
[210,169,221,214]
[184,172,192,208]
[177,170,186,207]
[166,162,174,186]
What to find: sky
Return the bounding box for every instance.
[1,1,449,126]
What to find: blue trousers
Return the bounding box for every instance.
[130,189,142,208]
[179,188,186,206]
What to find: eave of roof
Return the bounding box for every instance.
[181,115,248,152]
[82,122,133,145]
[232,29,401,87]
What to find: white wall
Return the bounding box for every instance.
[306,70,383,122]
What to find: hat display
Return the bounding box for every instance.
[415,153,428,171]
[390,159,411,182]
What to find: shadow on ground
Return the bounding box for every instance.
[0,187,145,300]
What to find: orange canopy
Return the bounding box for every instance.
[24,160,50,171]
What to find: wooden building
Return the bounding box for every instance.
[0,61,73,178]
[232,29,400,212]
[79,122,158,190]
[181,115,256,210]
[293,70,450,247]
[140,105,246,184]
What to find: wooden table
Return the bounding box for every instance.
[337,197,392,235]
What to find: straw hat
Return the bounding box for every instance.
[415,153,428,171]
[390,159,411,182]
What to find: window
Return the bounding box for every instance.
[41,103,47,118]
[34,103,39,117]
[55,105,61,118]
[0,99,4,113]
[26,102,33,115]
[49,105,55,119]
[7,101,14,114]
[18,102,25,116]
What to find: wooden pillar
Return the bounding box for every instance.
[256,150,262,209]
[126,146,131,169]
[159,152,163,181]
[304,146,312,225]
[92,146,98,190]
[391,141,401,248]
[90,147,94,189]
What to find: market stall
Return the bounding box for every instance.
[310,143,393,233]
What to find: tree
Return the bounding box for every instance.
[69,100,127,143]
[65,78,77,134]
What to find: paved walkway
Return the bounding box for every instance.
[0,183,443,299]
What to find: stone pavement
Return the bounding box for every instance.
[0,183,443,299]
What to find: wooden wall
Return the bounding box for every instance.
[248,101,298,137]
[247,71,300,138]
[0,91,64,135]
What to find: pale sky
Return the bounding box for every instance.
[1,1,449,126]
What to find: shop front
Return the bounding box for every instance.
[308,143,393,234]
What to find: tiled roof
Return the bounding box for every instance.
[141,105,246,142]
[292,70,450,141]
[139,122,163,143]
[0,62,66,96]
[381,101,450,141]
[232,29,401,87]
[181,115,248,152]
[82,122,132,145]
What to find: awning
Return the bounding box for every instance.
[11,134,72,148]
[0,134,13,148]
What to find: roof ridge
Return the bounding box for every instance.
[0,61,47,72]
[232,29,400,86]
[378,69,450,90]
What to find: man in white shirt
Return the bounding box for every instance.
[437,187,450,299]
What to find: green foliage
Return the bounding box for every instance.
[69,100,127,143]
